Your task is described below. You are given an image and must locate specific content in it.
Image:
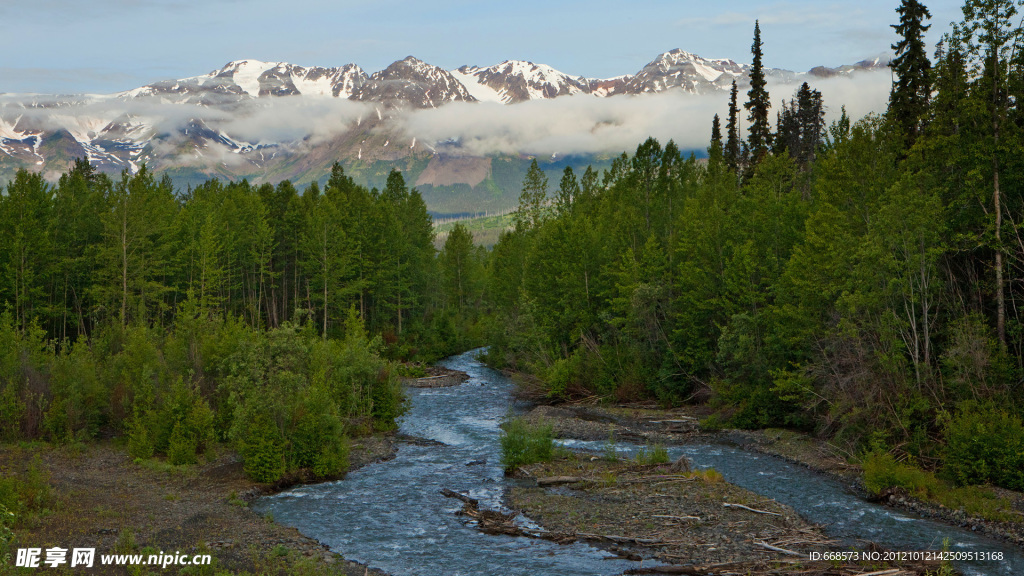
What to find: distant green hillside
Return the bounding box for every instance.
[160,154,619,219]
[434,212,517,249]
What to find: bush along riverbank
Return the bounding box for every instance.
[0,305,416,574]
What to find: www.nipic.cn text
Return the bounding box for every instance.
[15,547,212,569]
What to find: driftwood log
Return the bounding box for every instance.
[536,476,584,486]
[722,502,781,516]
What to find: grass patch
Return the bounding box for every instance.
[500,417,554,471]
[602,433,619,462]
[134,456,199,479]
[690,468,724,483]
[227,490,247,508]
[599,471,618,487]
[634,444,670,465]
[862,451,1017,522]
[0,455,52,523]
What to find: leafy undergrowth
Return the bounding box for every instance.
[499,416,555,471]
[862,451,1020,523]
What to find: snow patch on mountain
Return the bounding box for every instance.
[449,70,504,103]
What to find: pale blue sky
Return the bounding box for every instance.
[2,0,961,94]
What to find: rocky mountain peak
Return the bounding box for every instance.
[355,56,476,108]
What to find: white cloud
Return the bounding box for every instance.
[0,70,889,168]
[0,93,371,153]
[397,70,891,156]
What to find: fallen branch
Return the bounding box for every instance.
[723,502,781,516]
[647,418,698,423]
[621,475,694,484]
[753,541,802,557]
[576,532,671,545]
[856,570,904,576]
[537,476,584,486]
[652,514,701,521]
[440,488,477,506]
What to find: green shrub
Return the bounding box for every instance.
[862,450,935,497]
[234,406,286,483]
[167,422,198,465]
[288,387,349,478]
[395,364,427,379]
[943,403,1024,490]
[635,444,670,465]
[45,339,107,442]
[543,355,575,400]
[126,415,154,460]
[0,456,51,520]
[862,450,1015,522]
[244,434,286,483]
[0,385,23,442]
[500,417,554,471]
[699,413,725,432]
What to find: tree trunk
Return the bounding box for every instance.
[995,147,1006,349]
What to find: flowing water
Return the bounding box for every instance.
[256,350,1024,575]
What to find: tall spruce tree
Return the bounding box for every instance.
[889,0,933,148]
[745,20,772,167]
[515,159,549,230]
[725,80,742,173]
[776,83,824,170]
[959,0,1022,349]
[711,114,724,154]
[555,166,579,216]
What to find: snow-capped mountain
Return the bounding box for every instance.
[354,56,476,108]
[0,48,889,184]
[123,60,368,103]
[454,60,595,104]
[623,49,747,95]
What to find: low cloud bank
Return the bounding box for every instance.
[398,70,891,156]
[0,94,372,149]
[0,70,890,165]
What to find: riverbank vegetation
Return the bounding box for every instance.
[3,0,1024,568]
[482,0,1024,502]
[499,416,555,471]
[0,161,491,495]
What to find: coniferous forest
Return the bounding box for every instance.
[2,0,1024,501]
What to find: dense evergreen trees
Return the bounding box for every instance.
[2,0,1024,497]
[0,162,456,482]
[482,2,1024,492]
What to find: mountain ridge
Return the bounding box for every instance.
[0,48,890,200]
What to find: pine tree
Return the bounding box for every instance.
[745,20,772,167]
[711,114,723,149]
[889,0,933,148]
[958,0,1022,349]
[776,83,824,170]
[0,171,52,329]
[725,80,742,173]
[515,159,549,230]
[440,224,476,310]
[709,114,725,169]
[555,166,579,216]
